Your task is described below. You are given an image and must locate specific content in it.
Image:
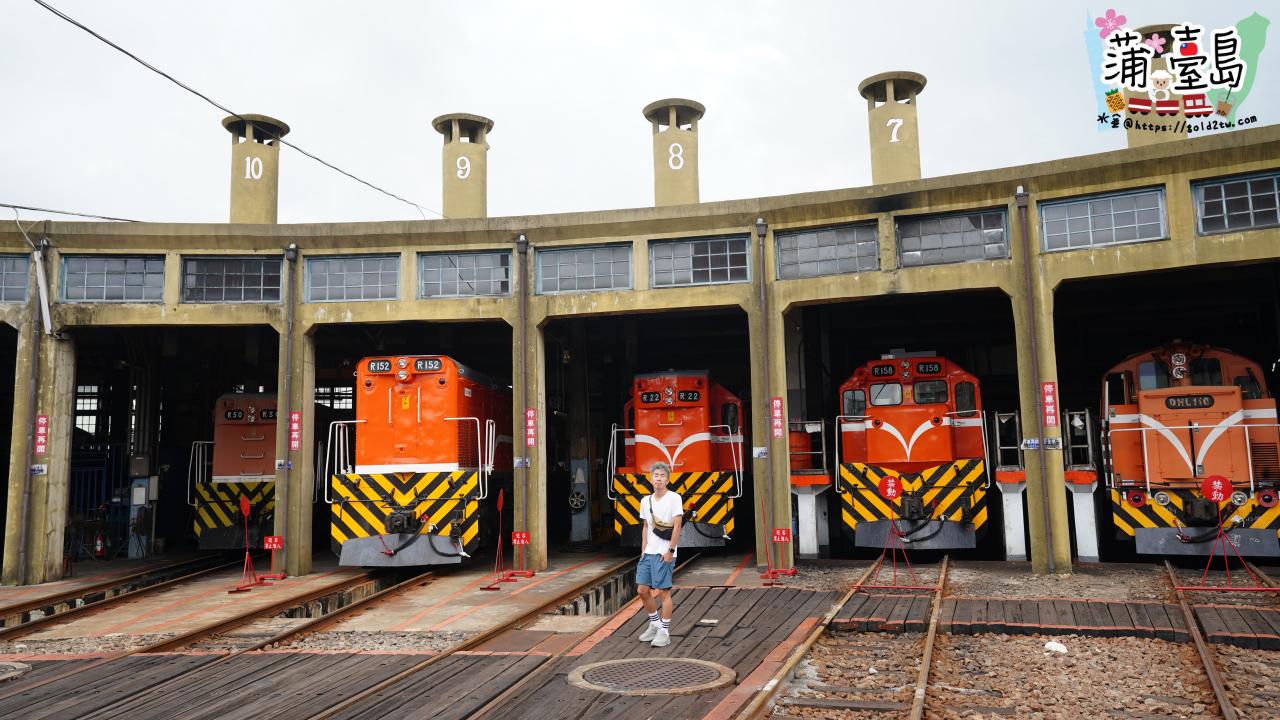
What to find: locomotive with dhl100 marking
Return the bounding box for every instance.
[1101,342,1280,556]
[188,393,279,550]
[836,352,991,549]
[609,371,744,547]
[325,355,512,567]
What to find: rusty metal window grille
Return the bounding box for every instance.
[651,235,750,287]
[306,255,399,302]
[75,384,100,435]
[420,251,510,297]
[536,245,630,294]
[1195,172,1280,234]
[0,254,29,302]
[776,223,878,279]
[62,255,164,302]
[896,209,1008,267]
[182,257,281,303]
[315,386,353,410]
[1041,188,1165,251]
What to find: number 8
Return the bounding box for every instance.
[668,143,684,170]
[456,156,471,179]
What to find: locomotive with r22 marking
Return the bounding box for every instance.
[325,355,512,567]
[189,393,281,550]
[836,353,991,550]
[609,371,744,548]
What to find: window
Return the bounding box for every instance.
[896,210,1008,267]
[1105,372,1129,406]
[651,235,749,287]
[914,380,948,404]
[1189,358,1222,386]
[1138,361,1170,391]
[420,251,510,297]
[777,224,878,279]
[74,384,101,436]
[1195,171,1280,234]
[537,245,630,293]
[315,386,353,410]
[720,403,739,430]
[869,383,902,406]
[1041,188,1166,251]
[843,389,867,417]
[1235,372,1263,400]
[306,255,399,302]
[182,257,281,303]
[0,255,29,302]
[955,382,977,416]
[62,256,164,302]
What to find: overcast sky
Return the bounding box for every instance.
[2,1,1276,225]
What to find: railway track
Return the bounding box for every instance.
[0,554,241,635]
[1166,559,1240,720]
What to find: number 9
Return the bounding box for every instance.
[456,156,471,179]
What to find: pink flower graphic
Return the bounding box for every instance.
[1095,9,1127,39]
[1143,33,1166,53]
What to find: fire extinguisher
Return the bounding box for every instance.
[94,533,106,559]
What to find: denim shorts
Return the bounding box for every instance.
[636,553,674,589]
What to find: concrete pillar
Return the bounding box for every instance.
[858,72,926,184]
[276,326,316,577]
[224,114,289,224]
[643,99,704,206]
[432,113,494,219]
[2,331,75,585]
[2,315,35,585]
[1124,25,1188,148]
[512,319,548,571]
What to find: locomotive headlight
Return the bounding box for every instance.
[665,387,674,396]
[397,358,408,369]
[397,370,408,381]
[1154,491,1171,506]
[1230,491,1249,506]
[665,397,674,406]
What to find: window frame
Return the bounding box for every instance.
[895,208,1010,268]
[869,382,903,407]
[304,253,401,303]
[418,250,512,299]
[913,379,949,405]
[535,244,632,295]
[180,255,283,304]
[0,253,29,304]
[60,254,165,304]
[1038,186,1168,252]
[650,234,751,288]
[775,222,879,280]
[1193,170,1280,236]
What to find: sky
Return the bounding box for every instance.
[1,1,1276,225]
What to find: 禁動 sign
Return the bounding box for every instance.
[512,531,531,546]
[525,408,536,447]
[1041,382,1058,428]
[1201,474,1232,504]
[289,411,302,451]
[34,415,48,456]
[263,536,283,550]
[771,528,791,543]
[877,475,902,500]
[770,397,785,439]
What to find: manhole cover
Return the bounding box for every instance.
[568,658,735,696]
[0,662,30,682]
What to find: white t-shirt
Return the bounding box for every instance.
[640,491,683,557]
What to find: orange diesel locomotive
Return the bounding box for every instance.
[189,393,279,549]
[1103,342,1280,556]
[835,353,990,549]
[609,371,744,547]
[326,355,511,567]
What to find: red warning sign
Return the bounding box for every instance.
[512,531,531,546]
[525,408,537,447]
[1201,474,1232,504]
[289,411,302,451]
[263,536,283,550]
[1041,382,1058,428]
[770,397,785,439]
[878,475,902,500]
[771,528,791,543]
[33,415,49,456]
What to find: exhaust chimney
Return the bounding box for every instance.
[643,98,704,206]
[432,113,493,219]
[223,114,289,224]
[1124,24,1188,148]
[858,72,926,184]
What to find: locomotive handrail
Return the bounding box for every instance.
[1105,422,1280,495]
[605,423,635,501]
[833,414,862,492]
[323,419,365,505]
[657,418,684,427]
[946,411,992,488]
[444,416,487,499]
[312,439,325,504]
[187,440,212,507]
[709,423,743,498]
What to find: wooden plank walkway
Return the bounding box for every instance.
[475,586,839,720]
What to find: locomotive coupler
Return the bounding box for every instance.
[900,493,927,521]
[1184,497,1220,526]
[386,509,421,535]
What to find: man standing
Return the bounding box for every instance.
[636,461,682,647]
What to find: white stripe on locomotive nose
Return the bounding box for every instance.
[1244,408,1278,419]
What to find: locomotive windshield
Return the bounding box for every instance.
[914,380,948,404]
[842,389,866,416]
[869,383,902,406]
[1137,361,1170,390]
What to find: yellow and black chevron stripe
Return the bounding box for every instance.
[612,471,736,538]
[330,471,482,550]
[837,459,988,535]
[193,481,274,541]
[1110,488,1280,538]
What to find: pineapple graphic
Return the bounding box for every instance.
[1105,89,1127,113]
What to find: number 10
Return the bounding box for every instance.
[244,156,263,179]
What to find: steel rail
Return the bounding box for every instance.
[732,558,884,720]
[1243,561,1279,588]
[1165,559,1238,720]
[0,556,242,639]
[909,555,949,720]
